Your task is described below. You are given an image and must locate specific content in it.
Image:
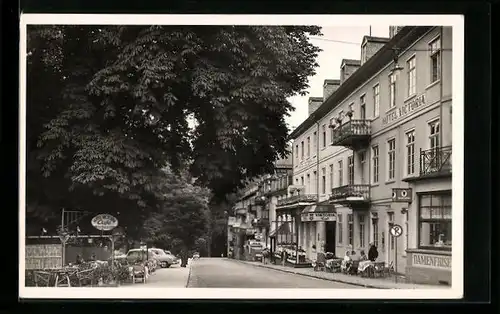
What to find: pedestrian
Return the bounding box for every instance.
[368,242,379,262]
[359,250,368,261]
[76,254,83,265]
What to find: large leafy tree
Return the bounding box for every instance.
[26,25,321,234]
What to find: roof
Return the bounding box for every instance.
[341,59,361,66]
[324,79,341,85]
[289,26,433,140]
[362,35,390,44]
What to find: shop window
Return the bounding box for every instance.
[418,192,452,250]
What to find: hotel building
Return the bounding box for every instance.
[284,26,453,285]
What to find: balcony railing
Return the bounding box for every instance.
[331,119,371,149]
[420,146,452,177]
[277,194,318,207]
[330,184,370,206]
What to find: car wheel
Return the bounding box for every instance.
[165,263,171,268]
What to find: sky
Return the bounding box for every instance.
[286,25,390,131]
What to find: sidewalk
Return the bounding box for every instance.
[234,259,442,289]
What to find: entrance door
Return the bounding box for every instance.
[325,221,336,255]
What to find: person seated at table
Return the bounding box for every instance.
[359,250,368,261]
[350,250,360,262]
[341,251,351,273]
[75,254,84,265]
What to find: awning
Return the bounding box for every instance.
[301,205,337,222]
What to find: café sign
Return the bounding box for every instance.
[412,253,451,270]
[301,212,337,222]
[91,214,119,231]
[382,94,427,125]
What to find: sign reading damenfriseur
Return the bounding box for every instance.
[412,253,451,270]
[382,94,426,125]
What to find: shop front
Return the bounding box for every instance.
[404,187,452,285]
[300,205,337,261]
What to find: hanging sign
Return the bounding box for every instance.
[392,188,412,203]
[91,214,119,231]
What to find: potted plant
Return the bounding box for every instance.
[335,117,342,125]
[346,109,354,119]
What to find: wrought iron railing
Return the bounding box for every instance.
[330,184,370,201]
[277,194,318,206]
[420,146,452,176]
[331,119,371,144]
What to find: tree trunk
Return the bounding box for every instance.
[180,247,189,267]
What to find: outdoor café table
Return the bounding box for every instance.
[358,260,373,276]
[53,267,78,287]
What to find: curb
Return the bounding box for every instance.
[230,259,391,289]
[185,259,193,288]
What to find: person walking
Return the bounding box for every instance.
[368,242,379,262]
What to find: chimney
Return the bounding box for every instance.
[389,26,404,38]
[340,59,361,85]
[308,97,323,115]
[361,35,390,65]
[323,79,341,101]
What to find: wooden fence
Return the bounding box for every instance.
[25,244,62,270]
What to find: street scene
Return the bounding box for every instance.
[22,15,457,294]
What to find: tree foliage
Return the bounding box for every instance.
[26,25,322,233]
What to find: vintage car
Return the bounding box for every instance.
[149,248,180,268]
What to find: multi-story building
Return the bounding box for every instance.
[228,153,293,260]
[289,26,452,285]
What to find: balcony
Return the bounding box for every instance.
[276,194,318,208]
[234,207,247,216]
[331,119,371,150]
[330,185,370,209]
[404,146,452,182]
[420,146,452,177]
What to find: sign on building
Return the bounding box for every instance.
[91,214,119,231]
[412,253,452,270]
[392,188,412,203]
[300,212,337,222]
[382,94,426,125]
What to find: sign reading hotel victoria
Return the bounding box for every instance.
[382,94,426,125]
[412,252,451,270]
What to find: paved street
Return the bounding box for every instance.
[128,262,190,288]
[187,258,362,288]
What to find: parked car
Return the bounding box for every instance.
[148,248,179,268]
[124,249,158,272]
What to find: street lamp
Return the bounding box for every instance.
[390,48,404,78]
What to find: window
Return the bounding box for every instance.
[429,120,440,150]
[307,136,310,157]
[373,84,380,117]
[338,160,343,186]
[329,118,335,142]
[407,56,416,96]
[359,214,366,248]
[348,155,354,185]
[300,176,304,186]
[360,95,366,120]
[313,171,317,194]
[295,178,299,184]
[360,151,366,184]
[429,37,441,83]
[322,124,327,147]
[406,130,416,176]
[306,174,310,190]
[301,141,304,159]
[418,193,451,249]
[295,145,299,162]
[389,73,396,108]
[403,209,409,252]
[329,164,334,190]
[313,131,317,154]
[348,103,354,118]
[372,145,379,183]
[348,214,354,246]
[321,168,326,194]
[388,212,395,250]
[338,214,343,244]
[387,139,396,180]
[372,218,379,247]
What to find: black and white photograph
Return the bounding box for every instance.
[19,14,464,299]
